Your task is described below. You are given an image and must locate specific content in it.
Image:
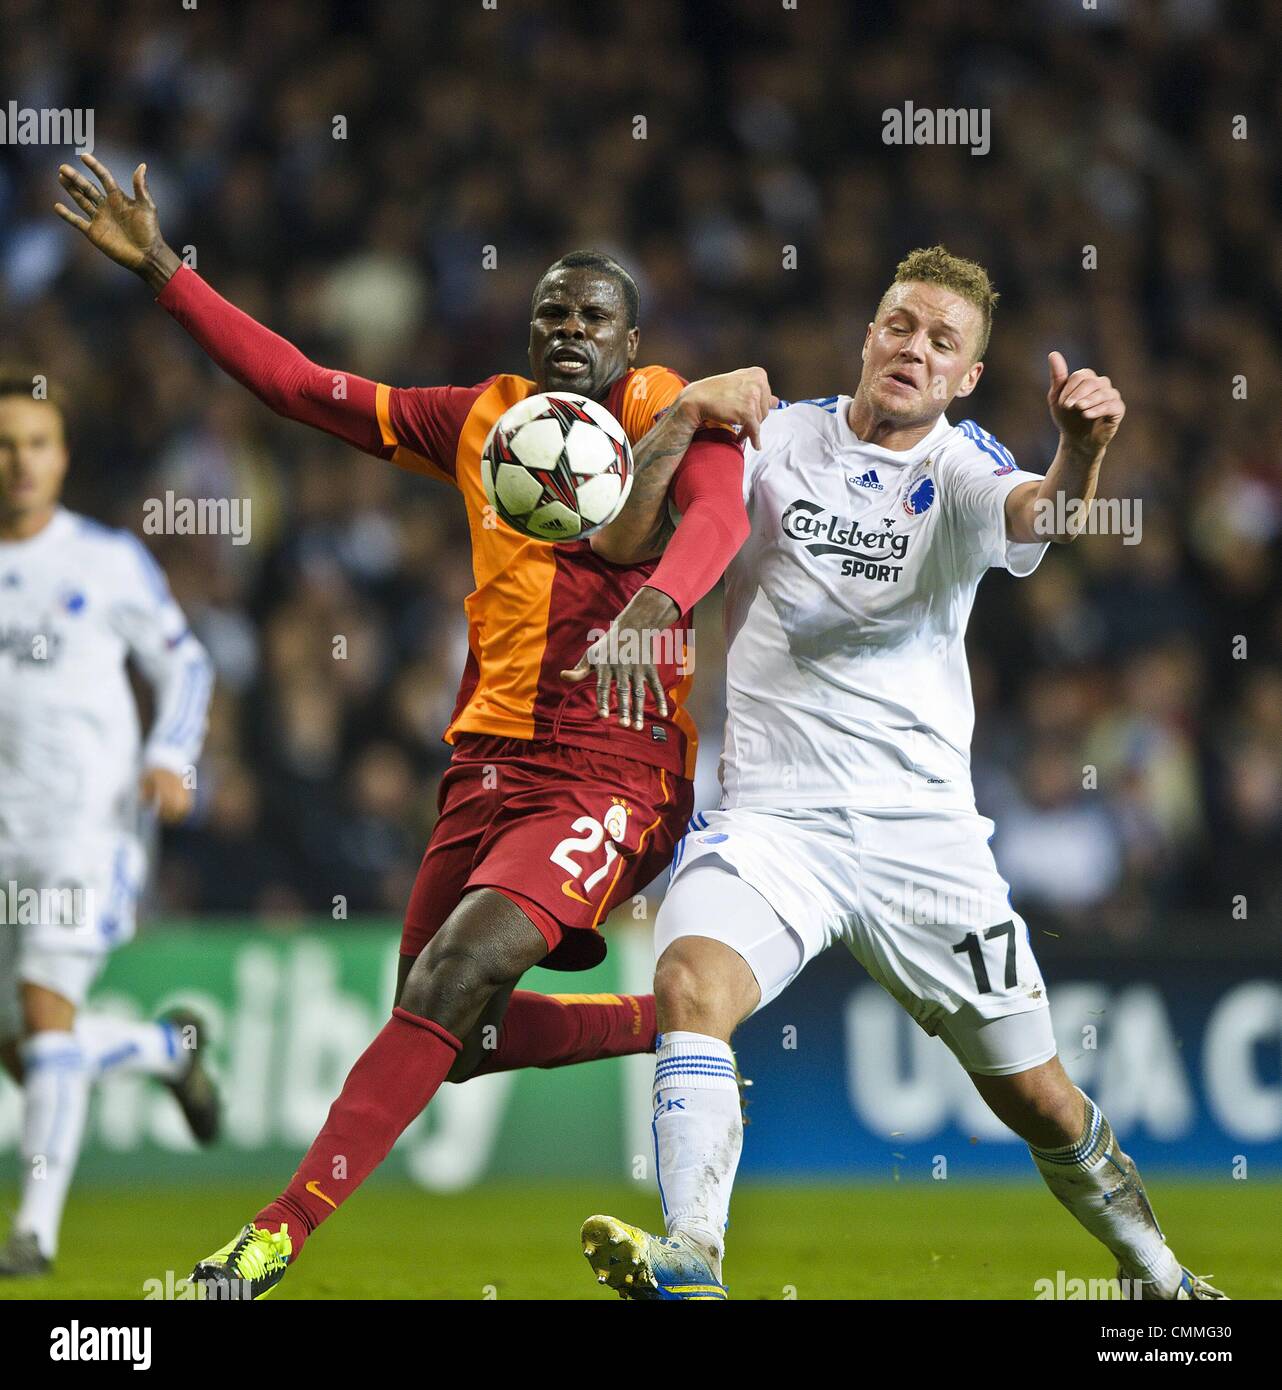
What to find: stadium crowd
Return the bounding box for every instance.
[2,0,1278,938]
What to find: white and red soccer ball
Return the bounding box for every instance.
[481,392,633,541]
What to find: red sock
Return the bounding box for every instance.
[254,1007,460,1255]
[472,991,656,1075]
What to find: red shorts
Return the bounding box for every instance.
[402,734,694,971]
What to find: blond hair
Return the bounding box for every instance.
[878,246,999,360]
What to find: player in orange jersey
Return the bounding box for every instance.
[56,153,770,1295]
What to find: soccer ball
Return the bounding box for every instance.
[481,392,633,541]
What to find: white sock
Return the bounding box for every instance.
[15,1031,92,1259]
[652,1031,742,1278]
[75,1013,187,1082]
[1030,1089,1182,1296]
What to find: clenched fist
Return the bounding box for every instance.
[1047,351,1125,453]
[140,766,194,824]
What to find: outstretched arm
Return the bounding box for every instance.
[592,366,773,564]
[56,154,388,457]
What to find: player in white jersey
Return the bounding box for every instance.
[0,379,219,1276]
[575,247,1226,1301]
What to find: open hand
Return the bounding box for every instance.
[56,154,178,288]
[561,586,679,730]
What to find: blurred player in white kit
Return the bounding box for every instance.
[577,247,1227,1302]
[0,376,218,1276]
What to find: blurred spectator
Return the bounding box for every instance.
[990,736,1125,930]
[1,0,1276,937]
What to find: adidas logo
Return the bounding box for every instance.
[850,469,884,491]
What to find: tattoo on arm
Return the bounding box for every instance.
[598,407,697,558]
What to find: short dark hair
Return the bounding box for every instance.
[532,250,640,328]
[0,371,66,426]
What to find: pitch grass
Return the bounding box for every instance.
[1,1180,1275,1300]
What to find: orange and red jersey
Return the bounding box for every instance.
[376,367,701,776]
[158,268,747,780]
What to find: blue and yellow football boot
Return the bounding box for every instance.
[581,1214,727,1300]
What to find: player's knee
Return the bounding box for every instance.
[655,943,752,1038]
[400,926,506,1023]
[399,947,483,1021]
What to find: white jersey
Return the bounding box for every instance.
[0,507,213,850]
[719,398,1047,812]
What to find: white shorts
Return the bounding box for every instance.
[0,835,144,1039]
[0,938,106,1040]
[656,806,1056,1077]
